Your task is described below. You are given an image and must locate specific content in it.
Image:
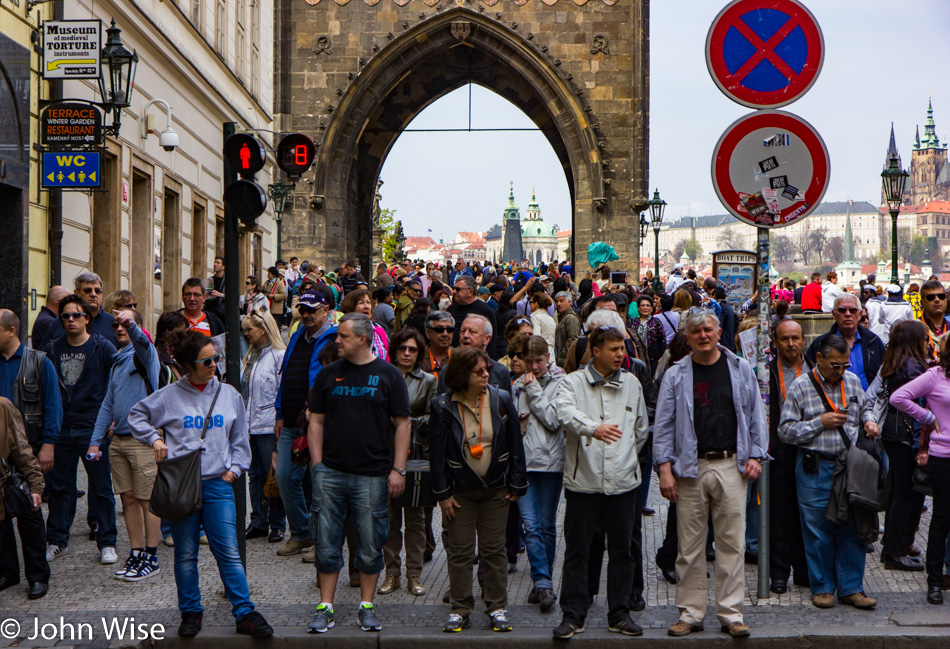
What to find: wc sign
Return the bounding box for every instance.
[42,152,101,189]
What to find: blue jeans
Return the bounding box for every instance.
[519,472,562,590]
[248,434,285,532]
[276,427,310,541]
[795,453,866,596]
[46,428,117,550]
[745,482,758,554]
[167,478,256,620]
[310,463,388,575]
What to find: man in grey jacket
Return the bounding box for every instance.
[553,325,649,640]
[653,309,767,639]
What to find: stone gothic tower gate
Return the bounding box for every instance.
[275,0,650,272]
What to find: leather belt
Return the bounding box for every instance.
[699,450,736,460]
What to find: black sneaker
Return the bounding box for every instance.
[245,526,268,540]
[443,613,470,633]
[236,611,274,638]
[178,612,203,637]
[553,620,585,640]
[268,529,284,543]
[490,609,513,632]
[125,554,160,582]
[88,523,98,542]
[357,603,382,632]
[608,616,643,636]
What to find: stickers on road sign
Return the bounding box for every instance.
[706,0,824,109]
[42,152,101,188]
[711,110,829,228]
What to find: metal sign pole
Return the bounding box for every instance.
[756,227,771,599]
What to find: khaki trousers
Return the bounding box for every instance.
[445,487,510,617]
[675,457,748,626]
[383,501,426,579]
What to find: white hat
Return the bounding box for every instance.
[886,284,902,294]
[674,263,683,270]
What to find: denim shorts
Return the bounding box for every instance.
[310,463,389,574]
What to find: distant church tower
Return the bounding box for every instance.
[500,183,525,263]
[909,97,949,205]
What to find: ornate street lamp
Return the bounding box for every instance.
[881,139,909,285]
[638,213,649,246]
[98,19,139,135]
[648,188,667,293]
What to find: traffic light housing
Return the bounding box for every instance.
[223,133,267,223]
[276,133,315,178]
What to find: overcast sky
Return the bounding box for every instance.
[380,0,950,238]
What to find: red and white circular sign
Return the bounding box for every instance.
[711,110,830,228]
[706,0,824,109]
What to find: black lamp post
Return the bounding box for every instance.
[881,149,909,285]
[98,19,138,135]
[648,188,667,293]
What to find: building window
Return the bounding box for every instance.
[215,0,226,56]
[922,216,928,225]
[235,27,245,81]
[191,0,202,28]
[251,0,260,96]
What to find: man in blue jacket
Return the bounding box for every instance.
[41,294,117,565]
[805,293,884,391]
[273,291,337,557]
[87,308,161,581]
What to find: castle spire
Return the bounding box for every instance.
[914,124,921,150]
[922,96,943,149]
[885,122,902,168]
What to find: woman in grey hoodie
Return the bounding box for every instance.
[129,329,273,639]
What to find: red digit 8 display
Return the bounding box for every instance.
[276,133,316,177]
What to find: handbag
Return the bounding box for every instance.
[149,385,221,521]
[290,432,310,467]
[392,425,435,509]
[263,466,280,499]
[912,465,933,497]
[0,458,34,519]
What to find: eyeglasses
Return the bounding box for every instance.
[297,305,322,313]
[472,367,490,376]
[82,287,103,295]
[428,326,455,334]
[925,293,947,302]
[245,281,252,285]
[125,302,137,309]
[512,317,531,325]
[196,353,220,367]
[395,345,419,353]
[827,362,851,371]
[453,285,470,291]
[835,307,860,314]
[509,352,523,359]
[61,312,86,321]
[408,287,421,293]
[687,307,717,315]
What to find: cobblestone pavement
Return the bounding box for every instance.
[1,471,947,645]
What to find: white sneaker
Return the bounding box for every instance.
[46,544,67,561]
[100,547,118,564]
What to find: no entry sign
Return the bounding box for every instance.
[711,110,829,228]
[706,0,824,109]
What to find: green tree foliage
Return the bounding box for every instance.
[683,238,703,261]
[378,208,401,263]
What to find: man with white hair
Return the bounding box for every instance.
[806,293,884,391]
[653,309,768,638]
[439,315,510,392]
[448,275,499,358]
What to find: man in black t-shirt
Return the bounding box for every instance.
[306,313,410,634]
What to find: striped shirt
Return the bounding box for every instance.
[778,369,871,457]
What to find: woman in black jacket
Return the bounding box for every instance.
[430,347,527,634]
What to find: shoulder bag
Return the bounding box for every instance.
[149,385,222,521]
[392,419,436,509]
[0,458,34,519]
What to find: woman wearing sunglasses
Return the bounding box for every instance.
[129,329,273,638]
[430,347,527,633]
[378,327,437,597]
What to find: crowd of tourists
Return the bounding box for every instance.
[1,255,949,641]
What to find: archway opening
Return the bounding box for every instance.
[379,83,572,265]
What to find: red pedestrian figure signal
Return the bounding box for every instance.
[223,134,266,175]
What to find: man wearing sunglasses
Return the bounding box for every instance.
[39,272,118,349]
[422,312,455,380]
[448,276,499,359]
[917,279,950,359]
[274,290,337,559]
[779,334,881,611]
[806,293,884,391]
[41,294,118,566]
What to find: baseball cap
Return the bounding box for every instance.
[539,275,552,282]
[477,287,490,295]
[297,290,327,308]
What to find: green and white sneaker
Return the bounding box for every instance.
[307,604,334,633]
[357,603,382,632]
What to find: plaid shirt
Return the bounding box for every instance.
[778,369,871,457]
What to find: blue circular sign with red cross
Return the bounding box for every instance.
[706,0,824,109]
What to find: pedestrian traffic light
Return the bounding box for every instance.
[276,133,316,178]
[223,133,267,223]
[224,179,268,224]
[223,133,266,176]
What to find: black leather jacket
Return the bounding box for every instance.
[430,385,527,500]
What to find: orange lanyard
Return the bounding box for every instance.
[813,369,847,412]
[459,393,485,446]
[430,348,450,374]
[777,356,802,401]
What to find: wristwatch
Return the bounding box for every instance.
[393,467,407,476]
